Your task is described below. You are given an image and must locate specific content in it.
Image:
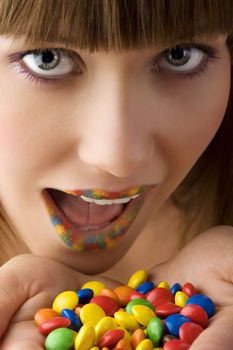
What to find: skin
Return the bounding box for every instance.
[0,34,231,273]
[0,33,232,348]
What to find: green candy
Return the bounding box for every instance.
[147,316,164,347]
[45,328,75,350]
[126,298,154,314]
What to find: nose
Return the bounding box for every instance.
[77,74,155,178]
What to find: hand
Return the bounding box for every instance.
[0,254,120,349]
[148,225,233,349]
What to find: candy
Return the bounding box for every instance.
[61,309,82,331]
[126,298,154,314]
[114,285,135,307]
[97,329,124,348]
[131,305,156,326]
[38,317,71,335]
[127,269,148,289]
[165,314,191,337]
[136,281,155,294]
[45,327,75,350]
[135,338,154,350]
[179,322,203,344]
[147,316,164,346]
[81,280,106,296]
[53,291,79,313]
[34,308,60,326]
[114,310,140,331]
[130,328,146,348]
[156,302,182,318]
[80,303,106,324]
[164,339,190,350]
[77,288,94,304]
[186,294,215,318]
[90,295,119,316]
[180,303,208,328]
[35,269,216,350]
[74,323,96,350]
[174,291,189,307]
[182,283,197,297]
[95,316,118,341]
[170,283,182,296]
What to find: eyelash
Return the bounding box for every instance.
[7,44,221,87]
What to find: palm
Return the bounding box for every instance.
[148,226,233,349]
[0,254,119,349]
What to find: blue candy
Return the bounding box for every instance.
[136,281,155,294]
[61,309,82,331]
[170,283,182,296]
[165,314,191,337]
[77,288,94,304]
[186,294,215,318]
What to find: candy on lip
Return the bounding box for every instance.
[35,269,216,350]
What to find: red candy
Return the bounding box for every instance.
[146,288,173,304]
[97,329,124,348]
[164,339,190,350]
[129,291,146,300]
[179,322,204,344]
[90,295,119,316]
[182,283,197,297]
[38,317,71,335]
[181,304,209,328]
[156,302,182,318]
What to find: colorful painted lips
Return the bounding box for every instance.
[42,185,154,252]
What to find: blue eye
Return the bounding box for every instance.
[152,44,221,81]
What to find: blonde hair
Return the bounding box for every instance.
[0,0,233,258]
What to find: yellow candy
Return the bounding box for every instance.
[154,348,164,350]
[131,305,156,326]
[90,347,99,350]
[127,269,148,289]
[80,303,106,324]
[114,310,140,331]
[75,323,96,350]
[135,338,154,350]
[52,291,78,313]
[175,291,189,307]
[81,281,106,296]
[95,316,118,341]
[157,281,170,289]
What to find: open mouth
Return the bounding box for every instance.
[41,186,153,252]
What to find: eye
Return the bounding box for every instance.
[20,48,82,78]
[152,44,220,78]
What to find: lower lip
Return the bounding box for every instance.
[42,187,154,252]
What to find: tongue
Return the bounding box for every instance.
[49,190,124,227]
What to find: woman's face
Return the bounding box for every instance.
[0,33,231,273]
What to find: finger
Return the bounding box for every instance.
[0,268,26,338]
[0,320,44,350]
[190,306,233,349]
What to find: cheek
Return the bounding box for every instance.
[0,104,65,177]
[155,67,231,170]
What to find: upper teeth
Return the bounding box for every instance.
[80,194,140,205]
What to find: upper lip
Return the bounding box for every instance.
[46,185,154,200]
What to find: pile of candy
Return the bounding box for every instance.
[34,269,215,350]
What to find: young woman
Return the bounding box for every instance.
[0,1,232,348]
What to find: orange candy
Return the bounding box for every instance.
[114,338,132,349]
[100,288,121,306]
[113,286,134,307]
[130,328,146,349]
[34,308,60,326]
